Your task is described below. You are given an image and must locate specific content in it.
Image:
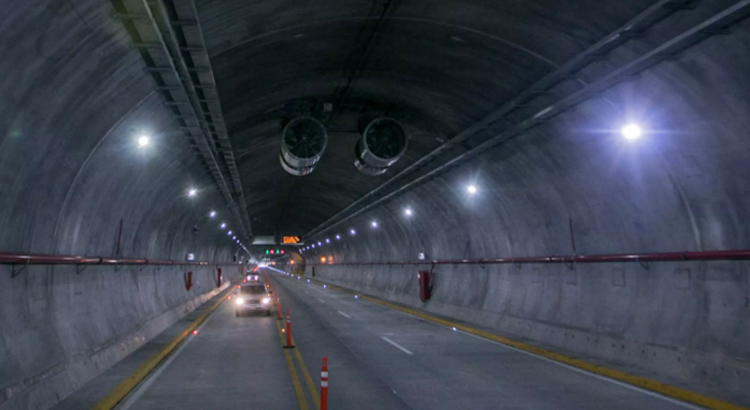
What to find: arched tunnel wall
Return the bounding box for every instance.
[1,3,247,409]
[0,265,242,410]
[303,47,750,403]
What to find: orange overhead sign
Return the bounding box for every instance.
[282,236,300,244]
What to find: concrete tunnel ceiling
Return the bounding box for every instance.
[4,0,750,251]
[200,0,646,237]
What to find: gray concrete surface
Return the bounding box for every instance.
[65,269,703,410]
[267,271,702,410]
[107,292,298,410]
[0,265,241,410]
[308,261,750,407]
[50,283,236,410]
[4,0,750,409]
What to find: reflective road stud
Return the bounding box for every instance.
[321,357,328,410]
[284,308,294,348]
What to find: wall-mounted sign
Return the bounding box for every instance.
[252,236,276,245]
[187,253,195,261]
[282,236,300,244]
[418,252,426,260]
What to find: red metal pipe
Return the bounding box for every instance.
[0,252,246,266]
[307,249,750,267]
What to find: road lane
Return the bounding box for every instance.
[113,299,300,410]
[269,271,702,410]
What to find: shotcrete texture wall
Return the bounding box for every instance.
[304,32,750,404]
[0,265,240,410]
[1,2,244,409]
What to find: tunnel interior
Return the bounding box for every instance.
[1,0,750,409]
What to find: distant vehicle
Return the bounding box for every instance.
[235,283,272,316]
[245,274,260,282]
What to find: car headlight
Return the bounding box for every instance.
[235,297,244,305]
[262,297,271,304]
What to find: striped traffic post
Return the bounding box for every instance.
[284,308,294,348]
[321,357,328,410]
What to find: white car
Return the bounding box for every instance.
[235,283,272,316]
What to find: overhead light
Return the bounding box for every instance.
[137,135,150,148]
[232,236,236,240]
[350,229,356,235]
[320,257,326,263]
[318,242,322,246]
[371,221,378,228]
[312,244,316,248]
[404,208,412,216]
[467,185,477,194]
[335,235,341,240]
[621,123,642,140]
[209,211,216,218]
[220,223,226,229]
[326,239,330,243]
[188,188,197,197]
[228,231,233,235]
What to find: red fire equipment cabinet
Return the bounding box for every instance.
[418,270,431,302]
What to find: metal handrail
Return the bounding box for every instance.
[309,249,750,266]
[0,252,243,266]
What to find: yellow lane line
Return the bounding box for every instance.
[267,276,321,410]
[311,279,749,410]
[292,339,321,410]
[91,284,236,410]
[275,320,310,410]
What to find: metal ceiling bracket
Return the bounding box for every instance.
[10,263,28,278]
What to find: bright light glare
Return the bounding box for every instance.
[232,236,236,240]
[137,135,150,147]
[326,239,330,243]
[209,211,216,218]
[371,221,378,228]
[467,185,477,194]
[621,123,642,140]
[220,223,226,229]
[235,297,244,305]
[262,297,271,304]
[228,231,233,235]
[404,208,412,216]
[336,235,341,240]
[350,229,356,235]
[188,188,197,197]
[318,242,322,246]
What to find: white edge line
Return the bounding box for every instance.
[337,310,351,319]
[368,298,705,410]
[116,301,225,410]
[455,329,706,410]
[311,280,702,409]
[317,298,326,303]
[381,336,413,355]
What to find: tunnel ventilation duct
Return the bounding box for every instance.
[279,117,328,176]
[354,117,408,176]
